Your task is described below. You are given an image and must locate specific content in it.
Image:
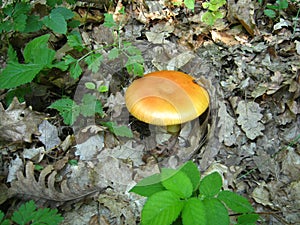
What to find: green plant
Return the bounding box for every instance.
[262,0,289,19]
[172,0,196,10]
[201,0,226,26]
[130,161,259,225]
[0,200,63,225]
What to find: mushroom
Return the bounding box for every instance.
[125,70,210,133]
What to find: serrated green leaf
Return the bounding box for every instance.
[184,0,195,10]
[237,213,259,225]
[201,11,217,26]
[63,55,77,65]
[13,13,27,31]
[161,168,193,199]
[103,13,117,28]
[182,198,206,225]
[80,93,103,117]
[129,173,165,197]
[0,62,43,89]
[23,34,55,67]
[69,61,82,79]
[277,0,288,9]
[218,190,254,213]
[108,47,119,60]
[203,198,229,225]
[141,190,183,225]
[102,121,133,138]
[199,172,222,197]
[0,211,10,225]
[84,53,103,73]
[179,161,200,191]
[67,32,85,52]
[12,200,36,225]
[31,207,63,225]
[52,7,74,20]
[23,15,43,33]
[7,44,18,63]
[43,11,67,34]
[48,98,80,125]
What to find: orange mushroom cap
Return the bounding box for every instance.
[125,70,209,126]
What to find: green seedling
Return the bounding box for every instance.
[201,0,226,26]
[262,0,289,19]
[130,161,259,225]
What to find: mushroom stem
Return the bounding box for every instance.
[166,124,181,134]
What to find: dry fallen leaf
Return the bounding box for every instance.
[0,97,45,143]
[236,100,265,140]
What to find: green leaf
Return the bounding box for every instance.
[108,47,119,60]
[184,0,195,10]
[0,211,10,225]
[0,62,43,89]
[13,13,27,32]
[277,0,288,9]
[80,93,103,117]
[201,11,217,26]
[141,190,183,225]
[129,173,165,197]
[67,32,85,52]
[12,200,36,225]
[48,98,80,125]
[102,121,133,138]
[23,15,43,33]
[181,198,206,225]
[199,172,222,197]
[161,168,193,199]
[43,11,67,34]
[179,161,200,191]
[52,7,74,20]
[264,9,276,18]
[23,34,55,66]
[217,190,254,213]
[7,44,18,63]
[203,198,229,225]
[98,85,109,93]
[84,53,103,73]
[237,213,259,225]
[103,13,117,28]
[85,82,96,90]
[69,61,82,79]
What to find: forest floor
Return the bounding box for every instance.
[0,0,299,224]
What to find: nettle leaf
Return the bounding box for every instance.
[199,172,222,197]
[80,93,103,117]
[161,168,193,199]
[129,173,165,197]
[203,198,229,225]
[102,121,133,138]
[52,7,74,20]
[141,190,183,225]
[7,44,18,63]
[23,15,43,33]
[0,62,43,89]
[43,11,67,34]
[48,98,80,125]
[179,161,201,191]
[84,53,103,73]
[182,198,206,225]
[13,13,27,32]
[23,34,55,66]
[108,47,119,60]
[218,190,254,213]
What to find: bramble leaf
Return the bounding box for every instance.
[184,0,195,10]
[0,62,43,89]
[199,172,222,197]
[102,121,133,138]
[129,173,165,197]
[203,198,229,225]
[161,169,193,199]
[179,161,201,191]
[218,190,254,213]
[43,11,67,34]
[141,191,183,225]
[182,198,206,225]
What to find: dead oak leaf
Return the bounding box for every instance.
[0,97,45,143]
[236,100,265,140]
